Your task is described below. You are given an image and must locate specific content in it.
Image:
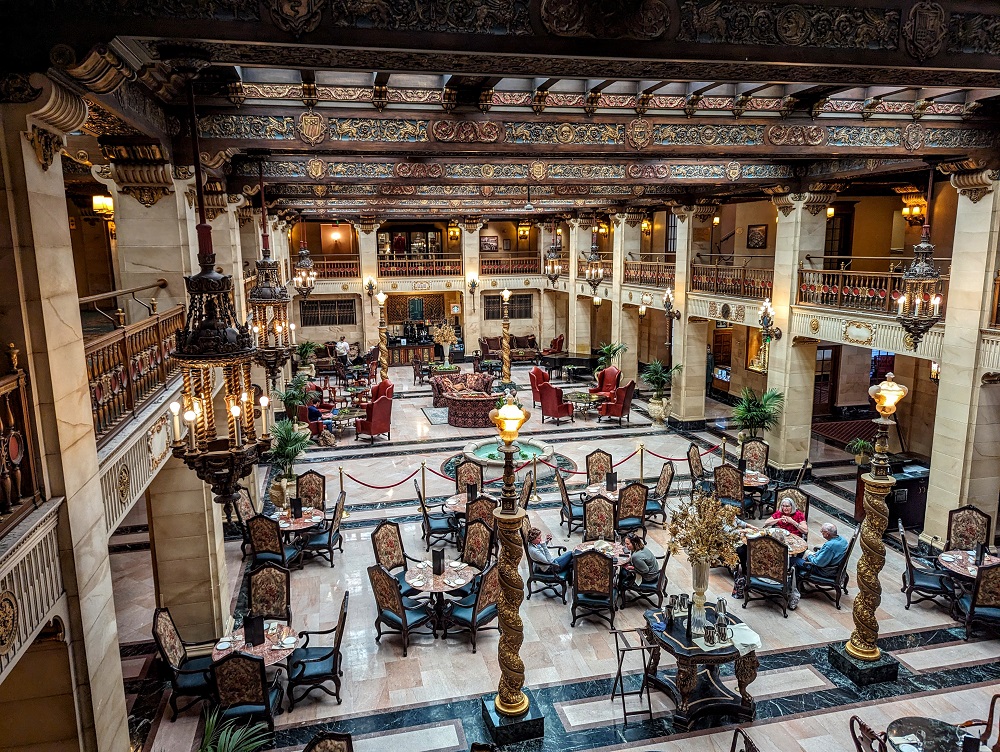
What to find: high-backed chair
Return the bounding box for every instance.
[211,652,283,732]
[731,727,763,752]
[248,562,292,623]
[774,486,810,541]
[247,514,303,570]
[455,459,484,494]
[615,482,648,540]
[798,531,858,610]
[583,495,616,542]
[297,404,325,437]
[740,438,769,474]
[645,461,674,525]
[371,520,421,598]
[742,535,794,617]
[572,549,617,627]
[355,395,391,444]
[539,381,573,425]
[898,519,953,609]
[462,519,494,571]
[947,505,992,551]
[368,563,435,656]
[233,487,257,558]
[849,715,887,752]
[528,366,550,408]
[590,365,621,400]
[371,379,394,401]
[557,469,584,534]
[621,551,670,609]
[296,469,326,512]
[443,562,500,652]
[302,491,345,567]
[303,732,354,752]
[518,470,534,511]
[715,463,753,517]
[152,608,215,720]
[598,379,635,425]
[287,591,349,709]
[586,449,613,486]
[541,334,564,355]
[414,479,458,550]
[687,443,713,493]
[762,459,811,518]
[521,517,569,603]
[466,496,498,532]
[955,562,1000,640]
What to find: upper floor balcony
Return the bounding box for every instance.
[623,261,675,288]
[481,256,542,275]
[377,258,463,277]
[690,264,774,300]
[314,258,362,279]
[797,267,950,319]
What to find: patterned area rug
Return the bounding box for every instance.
[421,407,450,425]
[811,418,878,447]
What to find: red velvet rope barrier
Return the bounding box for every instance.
[343,467,420,489]
[645,443,721,462]
[427,466,455,481]
[483,460,532,484]
[612,449,639,467]
[537,458,587,474]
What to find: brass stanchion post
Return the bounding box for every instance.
[339,466,349,518]
[529,454,541,503]
[638,442,645,485]
[421,460,427,501]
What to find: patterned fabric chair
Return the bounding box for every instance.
[368,563,435,656]
[455,459,485,495]
[211,652,283,732]
[572,549,617,627]
[444,562,501,652]
[898,520,953,610]
[233,487,257,558]
[849,715,888,752]
[519,470,534,511]
[583,495,615,542]
[597,379,635,425]
[687,443,713,493]
[645,461,674,525]
[303,732,354,752]
[466,496,498,531]
[557,469,584,534]
[955,561,1000,640]
[462,520,494,571]
[528,366,549,408]
[761,459,811,518]
[742,535,794,617]
[740,438,769,474]
[774,487,810,541]
[355,394,392,444]
[296,469,326,512]
[539,382,574,425]
[248,562,292,623]
[586,449,613,486]
[947,505,992,551]
[247,515,303,570]
[621,552,670,609]
[414,479,458,550]
[590,366,621,400]
[715,464,754,517]
[371,520,421,598]
[301,491,345,567]
[287,592,349,709]
[152,608,215,720]
[521,516,569,603]
[615,482,648,540]
[798,531,858,610]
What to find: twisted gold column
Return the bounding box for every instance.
[493,499,528,715]
[378,302,388,382]
[845,473,894,661]
[501,311,511,383]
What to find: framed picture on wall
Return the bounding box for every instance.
[502,238,511,251]
[746,224,768,249]
[480,235,499,252]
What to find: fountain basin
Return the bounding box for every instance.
[463,437,554,477]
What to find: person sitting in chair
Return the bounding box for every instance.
[623,534,659,584]
[307,397,334,433]
[526,527,572,573]
[763,496,808,538]
[794,522,847,579]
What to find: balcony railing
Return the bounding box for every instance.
[243,271,257,302]
[377,259,463,277]
[86,305,185,446]
[313,259,361,279]
[0,369,44,540]
[481,257,542,275]
[624,262,676,288]
[991,272,1000,328]
[797,269,949,318]
[690,264,774,300]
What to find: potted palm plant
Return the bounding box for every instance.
[641,360,683,425]
[845,437,874,465]
[272,373,319,424]
[267,418,313,509]
[294,340,322,376]
[731,387,785,439]
[594,341,627,378]
[193,708,270,752]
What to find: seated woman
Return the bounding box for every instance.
[623,534,659,584]
[526,527,572,573]
[763,496,808,538]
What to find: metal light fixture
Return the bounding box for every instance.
[663,287,681,320]
[92,194,114,218]
[593,295,602,307]
[467,275,479,312]
[292,237,317,299]
[895,225,942,351]
[930,360,941,383]
[759,298,782,343]
[173,78,267,519]
[826,206,835,219]
[523,185,534,212]
[712,215,720,226]
[641,217,651,236]
[583,227,604,294]
[901,204,925,226]
[364,277,377,314]
[448,221,461,243]
[544,221,563,285]
[639,292,653,319]
[517,221,530,241]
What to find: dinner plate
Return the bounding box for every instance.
[969,567,979,575]
[449,561,463,568]
[215,640,232,650]
[412,578,425,586]
[453,578,466,585]
[279,521,290,528]
[281,637,296,647]
[446,500,457,506]
[416,561,430,568]
[898,745,920,752]
[940,554,956,561]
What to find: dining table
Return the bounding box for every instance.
[887,716,981,752]
[574,539,629,563]
[404,561,481,628]
[740,526,808,557]
[584,483,621,501]
[937,549,1000,580]
[212,622,297,666]
[443,492,498,515]
[323,407,366,436]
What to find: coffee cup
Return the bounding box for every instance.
[703,627,716,645]
[715,622,733,642]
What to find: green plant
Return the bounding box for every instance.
[272,374,320,418]
[846,437,874,457]
[295,340,322,363]
[641,360,683,400]
[595,342,628,375]
[731,387,785,438]
[197,708,270,752]
[268,418,313,478]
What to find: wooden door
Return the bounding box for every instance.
[813,345,839,416]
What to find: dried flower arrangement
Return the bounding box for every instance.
[432,322,458,346]
[667,490,741,568]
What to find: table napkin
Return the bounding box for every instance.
[727,623,762,656]
[692,635,733,652]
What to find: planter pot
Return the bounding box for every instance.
[442,342,451,365]
[855,454,870,466]
[270,476,295,510]
[647,397,666,425]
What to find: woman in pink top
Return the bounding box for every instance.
[764,496,808,537]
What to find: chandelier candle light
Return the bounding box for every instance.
[759,298,782,343]
[584,227,605,294]
[292,239,317,299]
[895,225,942,351]
[544,221,563,284]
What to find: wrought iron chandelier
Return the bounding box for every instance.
[172,80,268,516]
[293,237,317,299]
[544,221,562,284]
[583,226,604,294]
[895,225,942,350]
[247,162,293,391]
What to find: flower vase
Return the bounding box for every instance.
[442,342,451,365]
[691,558,709,634]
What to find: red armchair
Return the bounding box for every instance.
[296,404,332,437]
[528,367,549,408]
[371,379,394,401]
[541,334,564,355]
[539,382,574,425]
[598,379,636,425]
[590,365,621,400]
[355,395,392,444]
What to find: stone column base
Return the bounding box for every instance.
[828,642,899,687]
[481,689,545,745]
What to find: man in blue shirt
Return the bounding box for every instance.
[794,522,849,579]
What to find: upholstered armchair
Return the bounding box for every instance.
[615,482,648,540]
[301,491,345,567]
[557,469,584,534]
[715,464,754,517]
[797,532,857,610]
[287,592,349,709]
[521,519,569,603]
[597,379,635,425]
[645,461,674,525]
[414,479,458,550]
[898,520,953,610]
[528,366,549,407]
[947,505,992,551]
[454,459,485,494]
[541,334,564,355]
[479,336,502,359]
[590,365,621,400]
[585,449,613,486]
[371,379,394,401]
[539,382,574,425]
[355,395,392,444]
[443,562,500,652]
[572,549,617,628]
[371,520,422,598]
[303,732,355,752]
[211,652,284,732]
[583,495,615,543]
[743,535,795,617]
[956,562,1000,640]
[368,563,435,656]
[152,608,216,720]
[297,404,324,437]
[247,515,303,570]
[247,562,292,623]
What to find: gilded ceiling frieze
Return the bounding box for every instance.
[430,120,502,143]
[63,0,259,19]
[330,118,428,142]
[806,158,904,176]
[677,1,900,50]
[924,128,998,149]
[653,124,765,146]
[626,164,671,179]
[767,124,827,146]
[540,0,670,39]
[505,122,622,145]
[82,100,141,137]
[395,163,444,178]
[826,126,901,148]
[948,12,1000,56]
[318,0,531,34]
[199,113,297,139]
[742,164,794,178]
[671,164,726,179]
[444,164,528,178]
[547,164,626,179]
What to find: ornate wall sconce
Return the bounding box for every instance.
[639,292,653,319]
[663,287,681,320]
[467,275,479,311]
[930,360,941,383]
[92,194,114,218]
[826,206,835,219]
[901,204,925,226]
[365,277,377,314]
[517,221,530,241]
[759,298,782,343]
[712,215,720,227]
[641,217,651,236]
[448,222,461,243]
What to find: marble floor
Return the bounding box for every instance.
[111,364,1000,752]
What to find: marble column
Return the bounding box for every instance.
[925,172,1000,541]
[147,455,230,641]
[765,193,828,468]
[356,222,380,349]
[540,288,557,344]
[620,307,640,383]
[669,207,708,425]
[611,213,642,381]
[0,75,129,752]
[565,219,590,355]
[460,219,484,352]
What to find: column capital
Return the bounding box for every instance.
[670,204,694,222]
[6,73,89,170]
[355,215,380,234]
[693,203,718,224]
[950,168,1000,204]
[463,216,483,233]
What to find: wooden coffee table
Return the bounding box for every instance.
[566,391,605,416]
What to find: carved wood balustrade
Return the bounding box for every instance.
[481,257,542,275]
[377,259,463,277]
[624,261,676,288]
[312,259,362,279]
[0,369,44,539]
[797,269,949,319]
[690,264,774,300]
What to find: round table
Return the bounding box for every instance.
[743,471,769,490]
[345,386,370,405]
[566,391,605,415]
[212,623,296,666]
[273,509,324,535]
[584,483,620,501]
[937,549,1000,579]
[481,359,502,376]
[887,716,974,752]
[444,492,497,515]
[574,540,628,562]
[740,527,808,556]
[405,562,481,627]
[324,407,365,436]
